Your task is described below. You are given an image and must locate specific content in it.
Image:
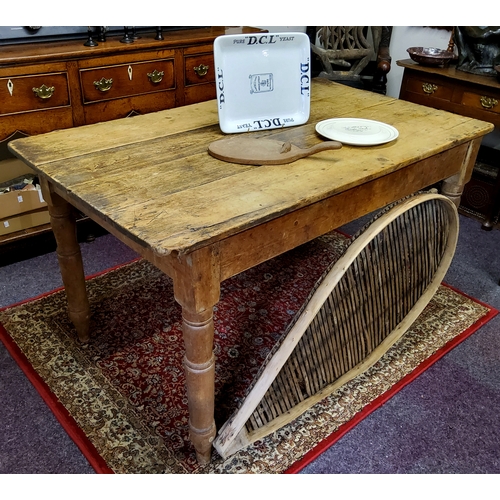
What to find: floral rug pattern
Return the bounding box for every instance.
[0,232,491,473]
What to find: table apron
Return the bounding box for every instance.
[218,142,471,281]
[43,140,471,284]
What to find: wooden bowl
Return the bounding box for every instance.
[495,65,500,83]
[407,47,456,67]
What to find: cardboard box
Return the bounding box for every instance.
[0,157,46,219]
[0,158,36,184]
[0,185,47,219]
[0,208,51,236]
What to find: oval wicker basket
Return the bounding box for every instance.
[214,191,459,458]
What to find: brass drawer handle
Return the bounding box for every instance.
[147,69,164,84]
[93,77,113,92]
[32,84,55,99]
[193,64,209,77]
[422,83,438,95]
[480,96,498,109]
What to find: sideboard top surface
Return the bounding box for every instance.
[0,27,264,67]
[397,59,500,91]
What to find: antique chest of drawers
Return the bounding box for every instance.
[397,60,500,127]
[397,59,500,229]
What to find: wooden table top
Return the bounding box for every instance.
[8,78,494,256]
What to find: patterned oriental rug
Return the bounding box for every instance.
[0,231,497,474]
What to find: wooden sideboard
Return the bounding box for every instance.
[397,59,500,229]
[0,26,262,261]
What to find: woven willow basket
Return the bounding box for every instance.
[214,191,459,458]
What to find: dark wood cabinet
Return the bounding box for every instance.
[397,59,500,229]
[0,26,262,257]
[183,44,217,105]
[76,48,179,124]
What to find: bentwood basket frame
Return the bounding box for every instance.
[214,192,459,458]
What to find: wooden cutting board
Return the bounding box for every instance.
[208,136,342,165]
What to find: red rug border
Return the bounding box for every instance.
[0,258,141,475]
[0,321,114,474]
[0,262,497,474]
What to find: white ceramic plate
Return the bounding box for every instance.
[213,32,311,134]
[315,118,399,146]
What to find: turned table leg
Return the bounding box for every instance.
[441,137,482,207]
[40,177,90,343]
[182,308,217,463]
[171,245,220,464]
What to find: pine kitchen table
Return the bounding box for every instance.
[8,78,494,464]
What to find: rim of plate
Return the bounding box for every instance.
[315,118,399,146]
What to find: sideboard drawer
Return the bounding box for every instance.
[184,52,215,87]
[404,75,454,102]
[183,46,216,105]
[0,72,70,116]
[80,58,175,103]
[462,90,500,115]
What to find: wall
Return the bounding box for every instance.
[386,26,452,97]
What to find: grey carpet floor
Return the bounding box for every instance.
[1,214,499,474]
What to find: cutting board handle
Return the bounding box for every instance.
[208,137,342,165]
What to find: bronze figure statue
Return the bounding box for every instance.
[454,26,500,76]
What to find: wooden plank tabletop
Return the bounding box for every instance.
[8,78,494,256]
